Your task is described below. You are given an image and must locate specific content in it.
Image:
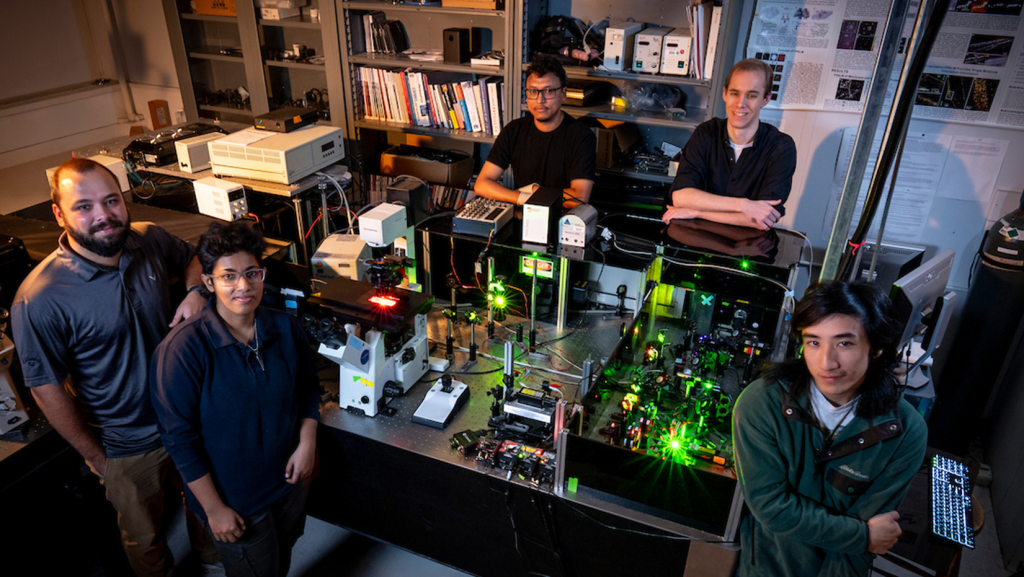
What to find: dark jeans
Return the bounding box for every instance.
[208,480,311,577]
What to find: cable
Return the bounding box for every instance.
[775,226,814,270]
[560,501,699,541]
[660,256,791,293]
[316,171,353,231]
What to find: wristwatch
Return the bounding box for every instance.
[187,284,212,299]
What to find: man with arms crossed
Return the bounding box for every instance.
[11,158,216,576]
[663,58,797,230]
[732,281,927,576]
[474,55,596,208]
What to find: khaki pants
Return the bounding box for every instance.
[94,446,218,577]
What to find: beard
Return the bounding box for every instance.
[66,212,132,258]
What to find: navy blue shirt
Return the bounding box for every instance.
[150,300,320,518]
[669,117,797,217]
[12,223,194,457]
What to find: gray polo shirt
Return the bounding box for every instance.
[11,222,194,458]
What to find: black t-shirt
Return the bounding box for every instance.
[669,117,797,216]
[486,112,596,190]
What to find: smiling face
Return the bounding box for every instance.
[204,252,264,322]
[800,313,877,406]
[525,72,566,124]
[722,69,770,137]
[52,169,131,262]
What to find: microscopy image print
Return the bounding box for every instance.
[940,76,972,109]
[916,73,947,107]
[838,20,859,49]
[952,0,1023,15]
[964,35,1014,67]
[836,79,865,101]
[968,78,999,111]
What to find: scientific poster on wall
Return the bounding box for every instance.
[748,0,1024,128]
[748,0,898,112]
[914,0,1024,127]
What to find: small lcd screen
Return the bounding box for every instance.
[321,140,335,152]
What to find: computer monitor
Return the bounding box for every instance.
[890,248,955,349]
[849,241,926,289]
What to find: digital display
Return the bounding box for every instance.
[321,140,335,152]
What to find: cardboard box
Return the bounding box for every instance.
[149,100,172,130]
[441,0,504,9]
[195,0,237,17]
[380,147,473,187]
[595,122,642,169]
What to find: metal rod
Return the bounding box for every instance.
[556,256,568,331]
[292,198,309,264]
[530,257,538,352]
[819,0,914,281]
[320,180,331,240]
[836,0,946,281]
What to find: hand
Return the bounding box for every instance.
[207,505,246,543]
[740,199,782,230]
[284,441,316,485]
[170,290,207,327]
[734,235,775,257]
[867,511,902,554]
[662,206,699,224]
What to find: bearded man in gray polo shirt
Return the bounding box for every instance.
[11,158,216,576]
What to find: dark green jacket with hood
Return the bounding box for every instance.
[732,377,927,576]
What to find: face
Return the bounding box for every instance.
[800,314,877,406]
[52,170,131,259]
[525,72,566,123]
[203,252,265,320]
[722,69,770,134]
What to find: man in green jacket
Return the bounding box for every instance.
[733,281,927,576]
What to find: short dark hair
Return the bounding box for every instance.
[197,221,266,275]
[525,55,567,88]
[724,58,774,100]
[764,281,903,420]
[51,158,121,207]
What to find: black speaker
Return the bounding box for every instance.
[443,28,470,64]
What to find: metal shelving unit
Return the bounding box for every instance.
[514,0,743,188]
[164,0,345,125]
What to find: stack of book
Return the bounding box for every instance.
[362,12,409,54]
[357,67,506,136]
[687,1,723,80]
[366,174,476,211]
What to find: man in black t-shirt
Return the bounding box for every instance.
[662,58,797,230]
[474,56,596,207]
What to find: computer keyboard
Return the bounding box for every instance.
[931,455,975,548]
[452,197,514,238]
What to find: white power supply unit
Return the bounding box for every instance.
[176,132,224,173]
[559,204,598,247]
[193,177,248,221]
[633,27,673,73]
[661,31,692,75]
[604,22,646,72]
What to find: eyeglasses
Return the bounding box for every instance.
[525,86,564,100]
[207,268,266,287]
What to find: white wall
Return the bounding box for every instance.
[0,0,182,171]
[771,107,1024,293]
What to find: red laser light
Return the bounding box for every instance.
[369,296,397,308]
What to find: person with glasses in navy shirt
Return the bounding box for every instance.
[475,55,596,208]
[151,221,320,577]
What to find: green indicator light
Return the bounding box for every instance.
[722,301,730,307]
[495,295,505,307]
[658,333,665,343]
[670,440,680,450]
[740,259,751,270]
[568,478,578,493]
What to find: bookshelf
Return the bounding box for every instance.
[163,0,346,126]
[337,0,518,195]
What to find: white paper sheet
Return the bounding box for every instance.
[936,136,1009,204]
